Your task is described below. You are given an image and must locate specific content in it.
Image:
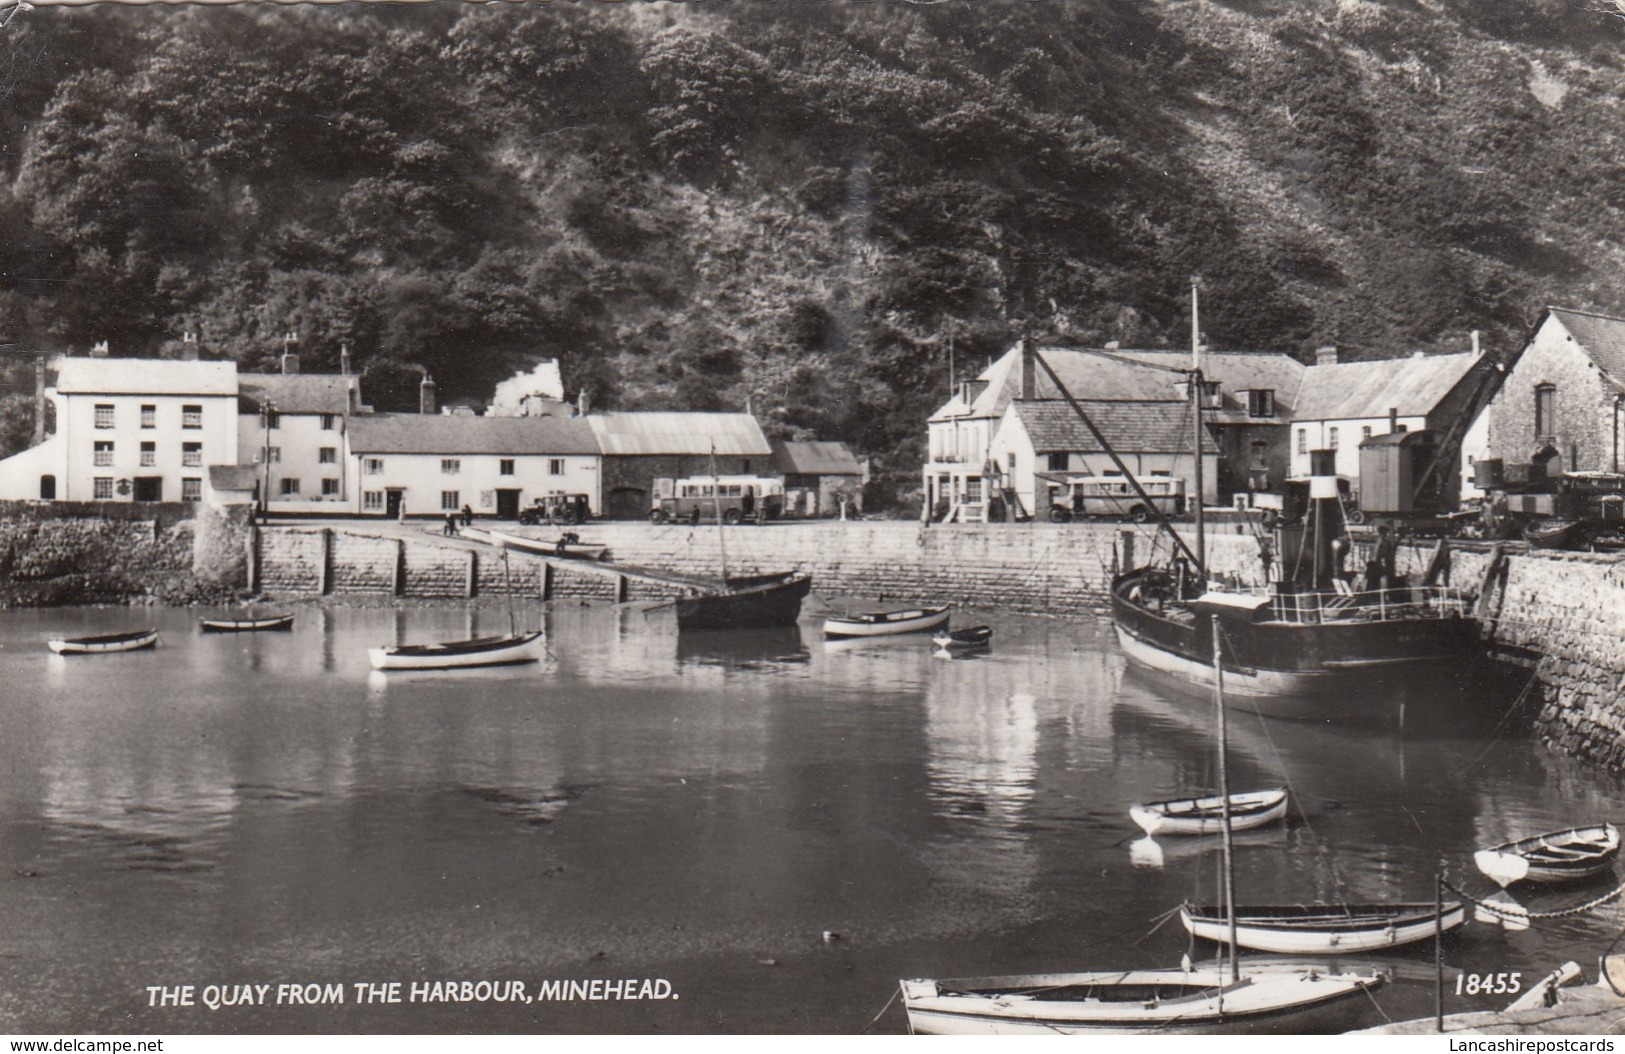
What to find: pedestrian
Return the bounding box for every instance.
[1258,535,1275,584]
[460,503,473,528]
[1330,531,1351,581]
[444,512,459,537]
[1375,524,1398,586]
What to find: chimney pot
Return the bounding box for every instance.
[420,374,437,415]
[91,340,109,358]
[1315,345,1338,367]
[181,333,199,361]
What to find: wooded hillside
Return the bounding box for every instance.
[3,0,1625,500]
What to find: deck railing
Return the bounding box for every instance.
[1268,585,1471,625]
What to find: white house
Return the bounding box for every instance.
[346,413,601,519]
[238,362,362,514]
[0,356,239,503]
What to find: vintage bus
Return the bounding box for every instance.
[1047,475,1186,523]
[650,475,786,524]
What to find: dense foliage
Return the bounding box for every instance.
[3,0,1625,501]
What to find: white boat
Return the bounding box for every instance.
[823,605,949,639]
[1180,901,1466,955]
[47,628,159,654]
[1130,788,1288,837]
[899,964,1383,1035]
[1474,823,1622,887]
[486,528,609,561]
[368,630,545,671]
[900,612,1386,1034]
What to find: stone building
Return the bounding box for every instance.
[587,412,774,520]
[772,440,864,517]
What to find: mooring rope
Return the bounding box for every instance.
[1442,877,1625,921]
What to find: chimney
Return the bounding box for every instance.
[1019,338,1037,401]
[181,332,199,361]
[1471,330,1481,358]
[340,342,352,377]
[280,332,300,375]
[420,374,436,414]
[90,340,109,358]
[576,389,591,417]
[1315,345,1338,367]
[1389,407,1399,432]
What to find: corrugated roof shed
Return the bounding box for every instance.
[239,374,354,415]
[348,413,598,455]
[1010,400,1219,454]
[1292,350,1478,421]
[773,440,862,475]
[587,412,771,457]
[55,357,237,396]
[1549,307,1625,390]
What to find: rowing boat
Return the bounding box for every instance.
[199,614,295,633]
[1474,823,1621,887]
[368,630,545,671]
[47,628,158,655]
[823,605,949,639]
[932,625,992,650]
[1180,901,1466,954]
[487,528,609,561]
[1130,789,1288,837]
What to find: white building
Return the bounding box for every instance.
[238,364,362,514]
[346,413,601,519]
[0,356,238,503]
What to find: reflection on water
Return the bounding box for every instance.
[2,602,1625,1034]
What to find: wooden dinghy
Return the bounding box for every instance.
[368,630,545,671]
[1180,901,1466,955]
[1130,788,1289,837]
[199,614,295,633]
[487,529,610,561]
[899,963,1384,1035]
[47,628,158,655]
[1474,823,1621,887]
[823,605,949,639]
[933,625,992,650]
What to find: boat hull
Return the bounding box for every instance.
[1475,823,1621,886]
[900,966,1383,1035]
[48,629,159,654]
[487,529,608,561]
[933,626,992,650]
[823,606,949,638]
[369,631,545,671]
[1181,902,1466,954]
[676,573,811,631]
[200,615,294,633]
[1130,788,1289,836]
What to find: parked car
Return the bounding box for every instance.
[519,493,591,526]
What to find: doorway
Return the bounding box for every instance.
[132,477,163,502]
[385,489,405,518]
[496,489,521,520]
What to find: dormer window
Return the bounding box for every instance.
[1192,380,1222,409]
[1246,389,1276,418]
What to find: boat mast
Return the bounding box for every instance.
[1191,279,1206,576]
[710,443,730,588]
[1212,613,1239,984]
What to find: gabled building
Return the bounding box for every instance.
[346,413,600,519]
[588,412,774,519]
[1473,307,1625,478]
[238,348,363,513]
[0,355,239,503]
[772,440,864,517]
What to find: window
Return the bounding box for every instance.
[182,442,202,467]
[1199,381,1222,409]
[265,411,280,430]
[363,491,384,512]
[965,479,982,503]
[1329,427,1340,450]
[320,414,335,430]
[140,441,156,467]
[140,405,155,429]
[1047,453,1068,472]
[1297,428,1307,455]
[93,477,114,500]
[441,459,460,475]
[1007,452,1017,473]
[365,458,384,475]
[280,478,300,496]
[1247,390,1275,418]
[93,441,114,466]
[264,447,281,464]
[1536,384,1556,440]
[548,458,565,476]
[181,478,202,502]
[94,404,114,429]
[182,405,202,429]
[319,447,337,464]
[441,490,460,511]
[500,459,515,476]
[321,478,340,497]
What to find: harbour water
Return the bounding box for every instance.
[2,602,1623,1034]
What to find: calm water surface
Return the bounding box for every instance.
[1,601,1622,1034]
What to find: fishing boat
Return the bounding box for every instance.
[1474,823,1621,887]
[368,630,545,671]
[899,612,1386,1034]
[1179,901,1466,955]
[676,572,812,631]
[932,625,992,650]
[47,628,158,654]
[199,614,295,633]
[487,528,610,561]
[1130,788,1288,837]
[823,605,949,639]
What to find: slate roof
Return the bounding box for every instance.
[1292,350,1478,421]
[348,413,598,455]
[1008,400,1219,455]
[773,440,862,476]
[1549,307,1625,390]
[239,374,354,415]
[587,412,772,457]
[54,357,237,396]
